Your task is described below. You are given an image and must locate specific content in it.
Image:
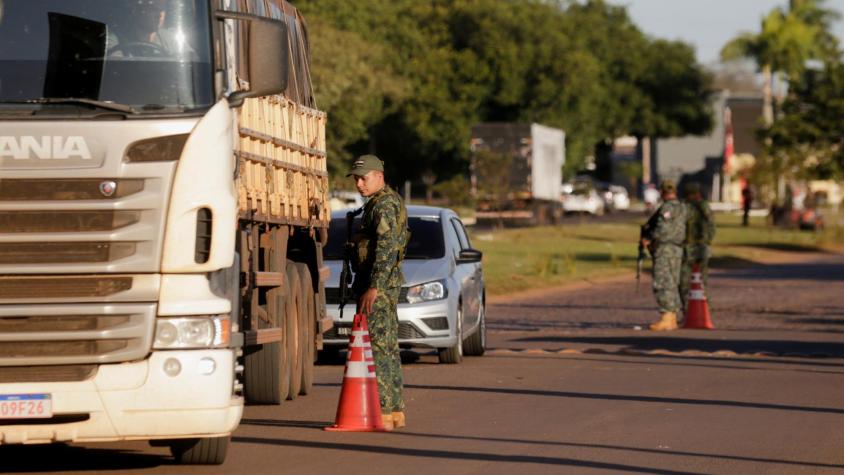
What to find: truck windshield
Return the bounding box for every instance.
[0,0,213,115]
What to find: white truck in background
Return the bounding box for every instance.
[470,123,566,225]
[0,0,330,464]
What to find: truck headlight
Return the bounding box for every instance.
[406,280,447,304]
[154,316,231,349]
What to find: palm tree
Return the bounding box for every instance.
[720,0,839,125]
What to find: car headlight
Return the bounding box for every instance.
[406,280,447,304]
[154,316,231,349]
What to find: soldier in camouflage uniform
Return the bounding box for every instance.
[641,180,687,331]
[347,154,410,431]
[680,182,715,313]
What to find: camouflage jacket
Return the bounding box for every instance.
[646,199,687,246]
[352,185,409,292]
[685,199,715,245]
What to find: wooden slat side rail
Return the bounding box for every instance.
[239,127,327,159]
[243,328,283,346]
[318,317,334,334]
[255,271,284,288]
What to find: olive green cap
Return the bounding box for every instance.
[347,154,384,177]
[659,180,676,193]
[684,182,701,197]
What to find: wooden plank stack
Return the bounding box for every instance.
[237,95,329,227]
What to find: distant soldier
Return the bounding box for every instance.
[348,154,410,430]
[741,185,752,227]
[641,180,687,331]
[680,182,715,312]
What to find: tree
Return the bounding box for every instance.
[760,61,844,183]
[300,0,716,186]
[306,18,409,181]
[721,0,840,124]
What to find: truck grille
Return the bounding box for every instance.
[0,178,144,201]
[0,242,136,265]
[0,276,132,300]
[0,210,140,233]
[0,177,168,273]
[0,304,155,366]
[0,365,96,383]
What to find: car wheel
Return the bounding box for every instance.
[438,304,463,364]
[463,298,486,356]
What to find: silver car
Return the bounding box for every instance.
[321,205,486,363]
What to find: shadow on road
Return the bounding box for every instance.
[231,435,704,474]
[385,430,844,471]
[738,242,828,253]
[724,260,844,281]
[0,444,170,472]
[489,353,844,375]
[400,383,844,415]
[512,334,844,358]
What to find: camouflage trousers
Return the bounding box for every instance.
[362,287,404,415]
[652,244,683,313]
[680,244,711,313]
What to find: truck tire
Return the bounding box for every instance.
[438,304,463,364]
[295,262,315,395]
[463,299,486,356]
[170,436,229,465]
[243,229,290,404]
[285,261,304,399]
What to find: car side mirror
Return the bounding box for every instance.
[216,11,290,107]
[456,248,482,263]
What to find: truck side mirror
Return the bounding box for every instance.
[216,11,289,107]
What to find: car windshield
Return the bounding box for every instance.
[324,216,445,260]
[0,0,213,115]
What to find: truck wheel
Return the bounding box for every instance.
[243,229,290,404]
[463,299,486,356]
[438,305,463,364]
[170,436,229,465]
[285,261,304,399]
[295,262,315,395]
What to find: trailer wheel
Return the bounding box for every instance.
[295,262,315,395]
[243,228,290,404]
[285,261,304,399]
[170,436,229,465]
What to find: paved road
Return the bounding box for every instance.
[3,252,844,474]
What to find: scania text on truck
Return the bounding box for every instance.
[0,0,331,464]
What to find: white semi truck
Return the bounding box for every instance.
[470,123,566,225]
[0,0,330,464]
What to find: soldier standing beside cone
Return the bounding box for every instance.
[347,154,410,431]
[641,180,687,331]
[680,182,716,313]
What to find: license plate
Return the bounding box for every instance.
[336,326,351,336]
[0,394,52,419]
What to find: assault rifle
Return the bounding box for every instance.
[636,225,647,292]
[338,208,363,319]
[637,212,658,291]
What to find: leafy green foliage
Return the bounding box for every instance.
[721,0,839,80]
[761,62,844,180]
[298,0,713,186]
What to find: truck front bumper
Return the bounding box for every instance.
[0,349,242,444]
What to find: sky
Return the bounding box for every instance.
[607,0,844,65]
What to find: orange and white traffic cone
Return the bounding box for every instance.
[684,264,714,329]
[325,313,387,432]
